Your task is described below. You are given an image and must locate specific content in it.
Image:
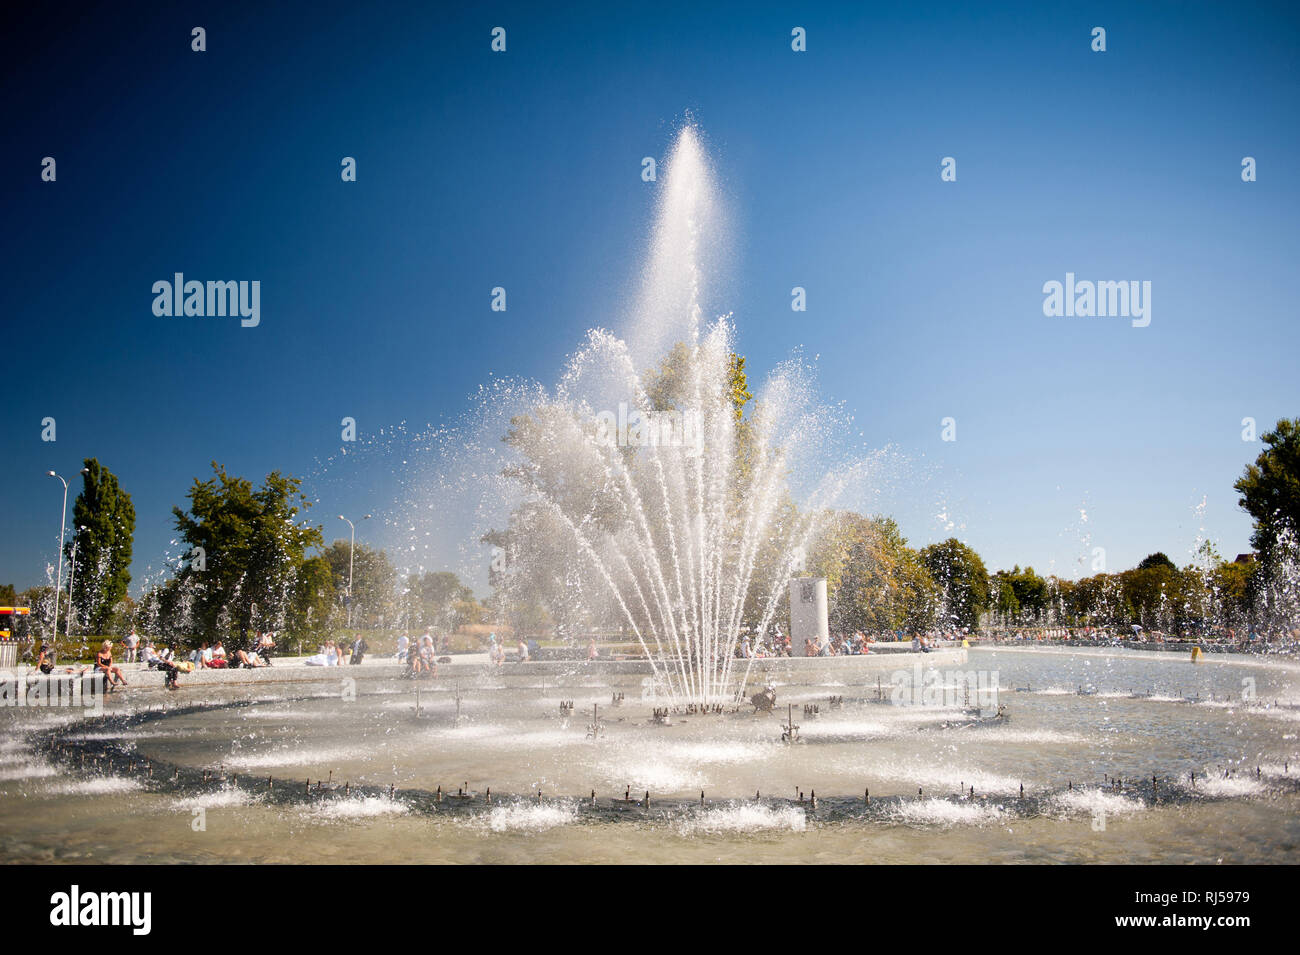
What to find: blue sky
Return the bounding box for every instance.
[1,0,1296,595]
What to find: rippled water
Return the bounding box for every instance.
[1,646,1297,863]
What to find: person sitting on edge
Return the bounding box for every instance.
[208,640,228,668]
[95,641,127,689]
[235,647,264,668]
[259,631,276,665]
[405,638,425,675]
[158,656,187,690]
[36,643,55,675]
[396,634,409,661]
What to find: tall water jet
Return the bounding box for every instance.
[626,125,728,368]
[487,125,865,704]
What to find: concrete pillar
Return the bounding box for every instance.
[789,577,830,656]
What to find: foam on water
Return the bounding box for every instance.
[479,802,578,833]
[169,787,258,811]
[224,744,365,770]
[1194,775,1268,797]
[303,796,408,820]
[850,760,1022,796]
[0,761,60,781]
[239,709,328,721]
[599,757,706,793]
[677,803,808,834]
[47,776,142,795]
[889,799,1008,827]
[1049,788,1145,816]
[60,731,127,743]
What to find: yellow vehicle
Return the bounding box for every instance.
[0,607,31,667]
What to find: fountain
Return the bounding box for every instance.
[488,126,864,706]
[3,127,1296,869]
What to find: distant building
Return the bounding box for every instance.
[1233,553,1257,564]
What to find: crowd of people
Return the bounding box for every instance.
[731,630,955,657]
[186,631,279,670]
[25,624,969,696]
[986,625,1299,652]
[733,630,877,658]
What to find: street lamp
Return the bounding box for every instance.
[338,513,371,627]
[47,468,87,641]
[66,525,88,639]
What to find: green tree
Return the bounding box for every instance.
[808,512,938,634]
[291,555,337,639]
[992,577,1020,619]
[402,570,482,632]
[727,353,754,421]
[919,539,990,631]
[995,565,1049,621]
[1234,418,1300,566]
[324,540,396,629]
[1137,552,1176,572]
[171,463,323,642]
[65,458,135,635]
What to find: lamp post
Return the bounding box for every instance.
[47,468,87,642]
[66,525,88,639]
[338,514,371,627]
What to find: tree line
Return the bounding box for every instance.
[6,460,485,650]
[5,415,1296,647]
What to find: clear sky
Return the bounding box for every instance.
[1,0,1296,596]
